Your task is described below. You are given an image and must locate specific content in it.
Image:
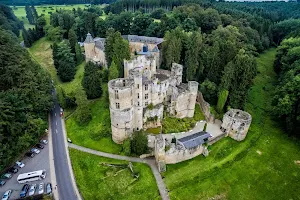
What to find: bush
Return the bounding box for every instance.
[75,105,92,125]
[123,139,131,156]
[131,131,148,155]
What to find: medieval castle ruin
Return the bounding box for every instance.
[84,33,252,171]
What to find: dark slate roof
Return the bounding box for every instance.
[122,35,163,44]
[178,131,212,149]
[84,33,94,43]
[155,73,169,82]
[94,38,105,50]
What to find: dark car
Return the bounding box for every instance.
[46,183,52,194]
[0,180,6,187]
[25,152,35,158]
[36,144,44,149]
[20,184,29,198]
[8,166,18,173]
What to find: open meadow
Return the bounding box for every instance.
[162,48,300,200]
[69,149,160,200]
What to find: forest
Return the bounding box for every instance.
[0,0,300,171]
[0,5,53,171]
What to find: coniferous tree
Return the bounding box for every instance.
[56,41,76,82]
[25,5,34,24]
[22,28,31,47]
[52,42,59,68]
[82,62,103,99]
[31,6,38,23]
[68,28,77,53]
[108,60,119,81]
[75,43,83,65]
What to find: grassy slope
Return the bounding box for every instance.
[69,148,160,200]
[163,49,300,200]
[29,37,121,153]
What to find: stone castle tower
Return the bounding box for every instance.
[108,56,199,144]
[221,109,252,141]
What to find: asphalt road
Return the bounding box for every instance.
[0,136,51,199]
[50,90,77,200]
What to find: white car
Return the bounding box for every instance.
[40,140,48,145]
[1,190,11,200]
[16,161,25,168]
[30,148,40,154]
[38,183,44,194]
[28,184,36,196]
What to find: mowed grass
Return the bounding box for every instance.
[69,148,160,200]
[162,48,300,200]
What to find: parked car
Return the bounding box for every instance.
[0,180,6,187]
[28,184,36,196]
[30,148,40,154]
[67,138,72,143]
[20,184,29,198]
[38,183,44,194]
[1,190,12,200]
[8,166,18,174]
[16,161,25,168]
[40,140,48,145]
[36,144,44,149]
[46,183,52,194]
[25,152,35,158]
[1,174,12,179]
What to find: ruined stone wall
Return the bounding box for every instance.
[165,145,205,164]
[129,42,157,53]
[143,104,164,129]
[151,79,169,106]
[197,92,215,123]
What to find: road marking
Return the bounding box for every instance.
[55,113,56,116]
[56,121,57,126]
[56,129,58,134]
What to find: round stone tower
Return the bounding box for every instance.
[221,109,252,141]
[187,81,199,117]
[108,78,134,144]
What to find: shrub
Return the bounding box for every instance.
[131,131,148,155]
[123,139,131,156]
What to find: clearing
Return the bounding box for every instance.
[69,148,160,200]
[162,48,300,200]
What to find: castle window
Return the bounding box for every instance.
[145,94,148,100]
[145,84,148,90]
[116,103,120,109]
[137,84,139,89]
[131,99,133,106]
[138,102,140,106]
[115,90,119,99]
[145,102,148,106]
[137,93,140,99]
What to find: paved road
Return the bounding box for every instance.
[0,136,50,199]
[50,90,77,200]
[69,143,170,200]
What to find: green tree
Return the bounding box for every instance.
[108,60,119,80]
[82,62,103,99]
[56,41,76,82]
[22,28,31,47]
[68,28,77,53]
[216,89,229,113]
[200,79,218,105]
[131,131,148,155]
[75,89,92,125]
[130,13,153,35]
[25,5,34,24]
[75,43,83,65]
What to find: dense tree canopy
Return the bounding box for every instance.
[82,62,103,99]
[0,27,53,170]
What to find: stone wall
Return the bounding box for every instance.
[197,92,215,123]
[164,144,205,164]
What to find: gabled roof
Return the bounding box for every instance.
[84,33,94,43]
[178,131,212,149]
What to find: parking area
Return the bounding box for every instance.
[0,136,51,200]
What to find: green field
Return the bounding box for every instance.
[69,149,160,200]
[12,5,88,29]
[162,49,300,200]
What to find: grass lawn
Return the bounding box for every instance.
[162,104,205,133]
[162,48,300,200]
[69,148,160,200]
